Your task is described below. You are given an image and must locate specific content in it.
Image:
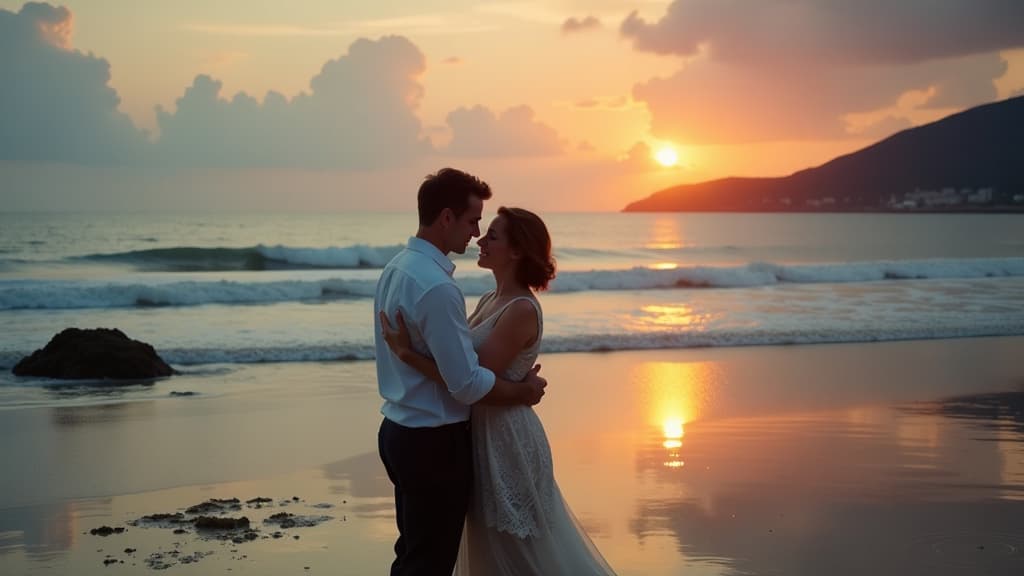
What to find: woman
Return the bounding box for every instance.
[380,207,616,575]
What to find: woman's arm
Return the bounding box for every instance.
[379,300,539,384]
[380,310,445,383]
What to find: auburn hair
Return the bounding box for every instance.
[498,206,556,291]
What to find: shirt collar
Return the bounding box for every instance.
[407,236,456,276]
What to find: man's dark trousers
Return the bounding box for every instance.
[379,417,473,576]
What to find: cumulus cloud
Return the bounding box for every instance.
[444,105,563,157]
[622,1,1021,144]
[562,15,601,34]
[0,2,147,164]
[621,0,1024,66]
[4,2,567,170]
[154,35,431,169]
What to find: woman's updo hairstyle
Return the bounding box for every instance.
[498,206,556,291]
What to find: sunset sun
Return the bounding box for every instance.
[655,145,679,167]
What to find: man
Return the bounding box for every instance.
[374,167,547,575]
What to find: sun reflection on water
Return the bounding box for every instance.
[631,361,721,470]
[635,304,709,331]
[644,216,687,251]
[662,417,685,468]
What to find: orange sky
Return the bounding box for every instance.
[1,1,1023,211]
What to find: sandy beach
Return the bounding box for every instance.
[2,336,1023,575]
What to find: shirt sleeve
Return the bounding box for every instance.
[411,282,496,405]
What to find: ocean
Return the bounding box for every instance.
[2,211,1023,405]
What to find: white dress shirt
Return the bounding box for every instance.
[374,237,496,427]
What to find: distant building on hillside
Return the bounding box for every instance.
[888,186,997,209]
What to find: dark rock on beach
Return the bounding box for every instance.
[186,498,242,515]
[193,516,250,530]
[12,328,174,380]
[90,526,125,536]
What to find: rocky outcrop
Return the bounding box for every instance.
[12,328,174,379]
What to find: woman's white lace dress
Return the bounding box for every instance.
[456,291,616,575]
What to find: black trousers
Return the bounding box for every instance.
[378,417,473,576]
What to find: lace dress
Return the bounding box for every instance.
[455,291,616,576]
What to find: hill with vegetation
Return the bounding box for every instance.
[624,95,1024,213]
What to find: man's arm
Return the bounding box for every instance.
[386,291,545,406]
[409,283,495,405]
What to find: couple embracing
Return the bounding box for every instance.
[374,168,616,575]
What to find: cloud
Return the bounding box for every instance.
[154,35,432,169]
[633,51,1008,144]
[444,105,563,157]
[1,4,567,170]
[0,2,147,164]
[569,95,635,111]
[617,141,653,172]
[562,15,601,34]
[621,1,1018,144]
[621,0,1024,66]
[844,115,915,140]
[441,56,464,65]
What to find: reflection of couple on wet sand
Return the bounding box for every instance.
[374,168,616,575]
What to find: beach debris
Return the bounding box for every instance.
[169,390,197,396]
[230,530,260,544]
[131,513,188,529]
[145,552,173,570]
[264,512,333,529]
[90,526,125,536]
[194,516,250,530]
[186,498,242,514]
[12,327,174,380]
[113,494,344,569]
[179,550,214,564]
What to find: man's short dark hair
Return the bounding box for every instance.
[418,168,492,226]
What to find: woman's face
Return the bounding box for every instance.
[476,215,518,272]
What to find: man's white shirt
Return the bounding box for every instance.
[374,237,496,427]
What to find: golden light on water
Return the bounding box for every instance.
[644,215,685,250]
[650,262,679,270]
[663,418,685,466]
[640,304,702,329]
[632,361,720,469]
[635,361,718,427]
[663,418,684,440]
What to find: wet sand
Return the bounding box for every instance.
[1,337,1023,575]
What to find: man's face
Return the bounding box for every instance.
[445,195,484,255]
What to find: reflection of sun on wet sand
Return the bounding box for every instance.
[661,418,684,467]
[1,337,1023,575]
